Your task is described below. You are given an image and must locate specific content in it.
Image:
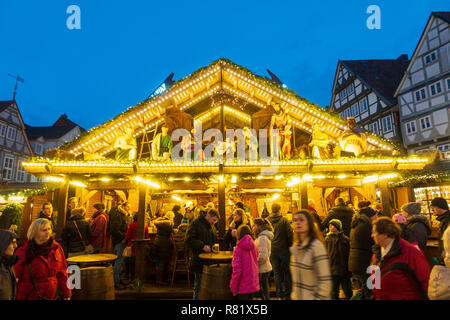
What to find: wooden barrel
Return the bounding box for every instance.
[71,266,115,300]
[199,264,233,300]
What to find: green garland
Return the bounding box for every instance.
[390,170,450,188]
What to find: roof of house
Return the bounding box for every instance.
[26,114,86,140]
[0,100,14,113]
[341,55,409,105]
[394,11,450,97]
[433,11,450,23]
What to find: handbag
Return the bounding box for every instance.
[27,264,57,300]
[73,220,95,254]
[123,245,132,257]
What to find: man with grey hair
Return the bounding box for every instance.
[268,203,293,300]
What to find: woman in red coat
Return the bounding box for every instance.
[124,214,149,281]
[14,219,71,300]
[371,217,430,300]
[90,203,109,253]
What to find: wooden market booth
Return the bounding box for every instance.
[22,59,432,284]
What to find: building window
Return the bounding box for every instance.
[415,88,426,102]
[430,81,442,96]
[338,83,354,100]
[406,121,417,134]
[419,116,432,130]
[382,115,393,133]
[437,144,450,152]
[447,78,450,90]
[0,124,6,137]
[359,97,368,113]
[368,122,379,135]
[35,144,43,155]
[6,127,16,141]
[351,103,359,117]
[16,164,26,182]
[2,156,14,181]
[424,51,437,65]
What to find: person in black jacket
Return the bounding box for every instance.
[321,198,354,237]
[185,209,219,300]
[37,202,56,232]
[153,215,174,285]
[348,206,377,300]
[172,205,183,229]
[401,202,431,251]
[325,219,352,300]
[268,203,293,300]
[61,207,92,258]
[431,197,450,262]
[109,202,132,289]
[0,230,18,300]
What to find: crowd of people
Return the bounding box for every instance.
[0,195,449,301]
[184,196,450,300]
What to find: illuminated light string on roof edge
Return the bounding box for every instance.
[66,61,394,155]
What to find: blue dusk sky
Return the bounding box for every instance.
[0,0,448,130]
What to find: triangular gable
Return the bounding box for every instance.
[0,100,34,157]
[395,12,449,97]
[61,59,399,157]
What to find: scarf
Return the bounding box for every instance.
[25,238,54,264]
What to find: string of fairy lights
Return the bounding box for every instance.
[64,60,396,158]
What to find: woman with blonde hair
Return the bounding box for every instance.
[14,219,71,300]
[290,210,331,300]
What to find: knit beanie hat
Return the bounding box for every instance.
[431,197,449,210]
[392,213,408,224]
[401,202,422,215]
[359,207,377,218]
[329,219,342,232]
[0,229,17,255]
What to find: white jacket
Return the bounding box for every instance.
[428,226,450,300]
[255,230,273,273]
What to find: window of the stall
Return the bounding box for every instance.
[414,185,450,228]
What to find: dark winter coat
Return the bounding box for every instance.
[325,231,351,277]
[348,213,374,274]
[61,214,92,254]
[372,237,430,300]
[268,214,293,254]
[185,216,217,273]
[437,211,450,258]
[14,240,71,300]
[321,205,354,237]
[224,220,247,251]
[0,255,18,300]
[173,211,184,229]
[152,219,173,261]
[37,211,56,231]
[402,214,431,251]
[108,205,129,245]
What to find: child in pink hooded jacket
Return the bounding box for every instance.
[229,224,260,299]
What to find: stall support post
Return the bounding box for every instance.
[55,183,69,240]
[379,180,393,217]
[218,164,226,247]
[135,186,148,286]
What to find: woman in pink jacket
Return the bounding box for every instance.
[229,224,259,300]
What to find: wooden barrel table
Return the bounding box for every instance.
[198,251,233,300]
[67,254,117,300]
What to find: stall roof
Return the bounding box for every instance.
[60,58,399,157]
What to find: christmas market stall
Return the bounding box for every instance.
[21,59,433,284]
